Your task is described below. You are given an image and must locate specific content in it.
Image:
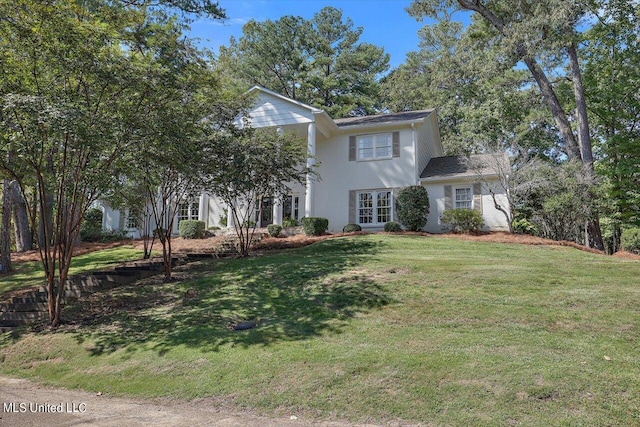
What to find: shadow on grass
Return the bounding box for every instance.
[68,237,391,355]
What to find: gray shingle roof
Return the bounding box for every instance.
[334,109,434,128]
[420,153,509,180]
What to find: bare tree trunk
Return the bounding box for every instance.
[568,42,604,251]
[10,180,32,252]
[1,179,13,274]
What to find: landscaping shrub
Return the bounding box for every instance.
[282,217,299,227]
[384,221,402,232]
[80,208,103,242]
[512,218,538,235]
[343,223,362,233]
[301,217,329,236]
[179,220,206,239]
[218,215,227,228]
[99,229,129,242]
[441,209,484,233]
[396,186,429,231]
[208,226,221,230]
[621,228,640,254]
[267,224,283,237]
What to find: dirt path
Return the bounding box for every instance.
[0,376,386,427]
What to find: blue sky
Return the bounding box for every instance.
[188,0,440,70]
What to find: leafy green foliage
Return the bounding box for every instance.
[384,221,402,232]
[396,186,429,231]
[343,223,362,233]
[512,218,538,235]
[621,228,640,254]
[80,208,104,242]
[178,220,205,239]
[301,217,329,236]
[267,224,283,238]
[441,209,484,233]
[218,6,389,117]
[282,218,299,227]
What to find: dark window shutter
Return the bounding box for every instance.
[392,132,400,157]
[349,136,356,161]
[444,185,452,210]
[473,183,483,212]
[349,190,356,223]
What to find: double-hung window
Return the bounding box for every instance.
[455,187,472,209]
[283,195,300,221]
[178,198,199,223]
[357,190,393,225]
[357,133,392,160]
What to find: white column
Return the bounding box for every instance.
[227,204,235,230]
[198,193,207,224]
[305,122,316,218]
[274,200,283,225]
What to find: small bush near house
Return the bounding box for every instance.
[282,218,299,227]
[301,217,329,236]
[218,215,227,228]
[343,223,362,233]
[80,208,103,242]
[267,224,283,237]
[179,220,205,239]
[396,186,429,231]
[208,226,221,230]
[99,229,129,242]
[621,228,640,254]
[441,209,484,234]
[384,221,402,232]
[513,218,538,235]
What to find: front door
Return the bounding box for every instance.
[260,197,273,227]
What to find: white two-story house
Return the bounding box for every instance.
[101,86,509,235]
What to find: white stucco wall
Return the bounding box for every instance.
[313,126,417,232]
[423,179,510,233]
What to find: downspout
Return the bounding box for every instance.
[411,123,418,185]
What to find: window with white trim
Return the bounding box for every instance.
[357,133,392,160]
[177,198,199,223]
[357,190,393,225]
[126,209,140,229]
[283,195,300,221]
[455,187,472,209]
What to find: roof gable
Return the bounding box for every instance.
[334,110,434,129]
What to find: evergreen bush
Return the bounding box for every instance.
[301,217,329,236]
[396,186,429,231]
[342,223,362,233]
[80,208,103,242]
[178,220,205,239]
[441,209,484,233]
[621,228,640,254]
[384,221,402,232]
[267,224,283,237]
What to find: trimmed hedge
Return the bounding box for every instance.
[282,218,299,227]
[384,221,402,232]
[178,220,205,239]
[396,186,429,231]
[301,217,329,236]
[441,209,484,233]
[343,223,362,233]
[621,228,640,254]
[267,224,283,237]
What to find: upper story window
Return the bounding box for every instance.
[455,187,472,209]
[357,133,392,161]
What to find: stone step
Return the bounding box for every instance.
[0,311,48,322]
[12,293,48,304]
[4,302,48,312]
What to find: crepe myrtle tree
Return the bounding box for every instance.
[203,121,311,257]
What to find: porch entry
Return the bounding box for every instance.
[258,197,273,227]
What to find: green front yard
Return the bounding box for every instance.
[0,246,146,297]
[1,235,639,425]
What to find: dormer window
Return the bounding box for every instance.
[357,133,392,160]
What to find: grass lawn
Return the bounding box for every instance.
[1,235,639,425]
[0,246,146,297]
